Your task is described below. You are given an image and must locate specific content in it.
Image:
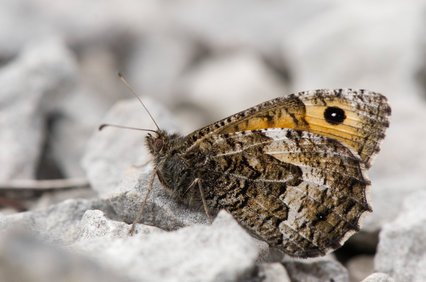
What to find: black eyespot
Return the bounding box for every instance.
[324,106,346,125]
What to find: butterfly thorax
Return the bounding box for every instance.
[145,131,212,210]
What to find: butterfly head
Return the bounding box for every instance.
[146,130,168,155]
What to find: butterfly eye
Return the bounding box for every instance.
[154,138,164,151]
[324,106,346,125]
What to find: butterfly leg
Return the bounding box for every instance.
[184,178,212,224]
[196,179,212,224]
[129,166,158,235]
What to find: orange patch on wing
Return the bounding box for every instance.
[219,109,308,134]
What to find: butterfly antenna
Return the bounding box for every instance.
[118,72,161,131]
[99,123,157,133]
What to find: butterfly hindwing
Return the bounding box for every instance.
[184,128,370,257]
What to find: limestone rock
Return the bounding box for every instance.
[374,190,426,282]
[283,256,349,282]
[0,198,98,244]
[346,255,374,282]
[362,273,395,282]
[258,263,291,282]
[0,39,76,180]
[72,210,260,282]
[0,230,132,282]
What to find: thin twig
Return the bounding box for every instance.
[0,178,90,191]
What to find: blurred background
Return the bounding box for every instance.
[0,1,425,281]
[1,0,425,181]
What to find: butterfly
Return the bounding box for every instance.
[102,86,391,258]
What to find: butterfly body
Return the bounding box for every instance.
[143,89,391,258]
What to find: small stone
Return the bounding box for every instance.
[361,272,395,282]
[76,209,164,240]
[258,263,291,282]
[374,190,426,282]
[346,255,374,282]
[283,255,349,282]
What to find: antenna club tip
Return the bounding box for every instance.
[98,124,106,131]
[118,72,124,78]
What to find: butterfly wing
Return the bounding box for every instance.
[183,89,391,168]
[184,128,370,258]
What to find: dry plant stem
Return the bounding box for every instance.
[0,178,90,191]
[129,166,158,234]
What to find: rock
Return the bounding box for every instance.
[178,51,288,131]
[49,84,118,178]
[82,97,180,196]
[346,255,374,282]
[31,187,97,211]
[360,99,426,233]
[0,229,132,282]
[103,167,209,231]
[258,263,291,282]
[71,210,261,282]
[49,46,135,178]
[283,256,349,282]
[361,175,424,233]
[0,39,77,180]
[0,198,98,244]
[76,209,164,240]
[361,273,395,282]
[0,187,267,282]
[374,190,426,282]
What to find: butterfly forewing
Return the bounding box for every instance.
[299,89,391,168]
[183,89,391,168]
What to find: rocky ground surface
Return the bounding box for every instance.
[1,1,426,282]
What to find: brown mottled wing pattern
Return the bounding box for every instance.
[183,89,391,168]
[186,128,370,258]
[178,88,390,257]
